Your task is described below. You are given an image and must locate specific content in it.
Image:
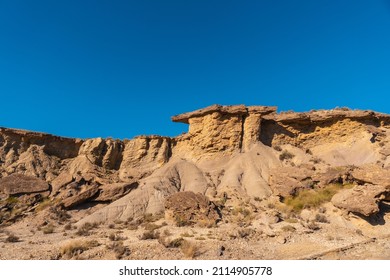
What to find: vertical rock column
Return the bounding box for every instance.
[243,106,277,152]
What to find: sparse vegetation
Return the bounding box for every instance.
[158,236,184,248]
[283,183,353,212]
[143,222,162,231]
[180,240,199,259]
[6,233,20,243]
[279,150,295,161]
[42,224,55,234]
[35,198,53,212]
[107,241,130,259]
[315,214,329,223]
[76,222,99,236]
[60,240,99,259]
[109,232,126,241]
[238,228,253,238]
[6,196,19,204]
[274,145,282,151]
[64,223,72,231]
[139,229,160,240]
[281,225,296,232]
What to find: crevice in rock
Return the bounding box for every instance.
[239,114,247,152]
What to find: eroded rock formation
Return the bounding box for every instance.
[2,104,390,226]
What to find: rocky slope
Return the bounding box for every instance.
[1,104,390,259]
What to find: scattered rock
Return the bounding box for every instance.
[165,191,221,227]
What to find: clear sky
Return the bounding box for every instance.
[1,0,390,139]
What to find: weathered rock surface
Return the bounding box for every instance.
[95,182,138,202]
[164,191,220,226]
[2,104,390,227]
[0,174,49,195]
[61,186,99,209]
[350,164,390,186]
[331,184,390,216]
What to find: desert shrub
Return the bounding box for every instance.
[76,222,99,236]
[158,236,184,248]
[6,196,19,204]
[60,240,99,259]
[273,145,282,151]
[283,183,352,212]
[180,240,199,259]
[64,223,72,231]
[107,241,130,259]
[139,229,160,240]
[109,232,126,241]
[307,221,320,230]
[6,233,20,243]
[315,214,329,223]
[238,228,253,238]
[279,150,295,161]
[284,218,298,223]
[143,222,162,231]
[175,216,192,227]
[281,225,296,232]
[42,224,55,234]
[35,198,53,212]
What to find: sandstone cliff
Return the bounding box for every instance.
[1,105,390,227]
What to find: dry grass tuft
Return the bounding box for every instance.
[60,239,99,259]
[180,240,199,259]
[283,183,353,212]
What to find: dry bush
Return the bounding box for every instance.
[307,221,320,231]
[238,228,253,238]
[144,222,162,231]
[42,224,55,234]
[273,145,282,151]
[109,232,126,241]
[279,150,295,161]
[5,233,20,243]
[64,223,72,231]
[60,240,99,259]
[76,222,99,236]
[281,225,296,232]
[139,229,160,240]
[158,235,184,248]
[283,183,353,212]
[107,241,130,259]
[315,214,329,223]
[180,240,199,259]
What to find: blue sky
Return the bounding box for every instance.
[1,0,390,139]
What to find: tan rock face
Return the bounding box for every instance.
[0,174,49,195]
[2,104,390,227]
[118,136,171,181]
[172,104,276,159]
[331,184,390,216]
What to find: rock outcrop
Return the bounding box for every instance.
[164,191,221,226]
[2,104,390,226]
[331,184,390,216]
[0,174,49,195]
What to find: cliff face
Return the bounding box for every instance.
[1,105,390,226]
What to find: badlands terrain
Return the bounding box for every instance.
[0,104,389,260]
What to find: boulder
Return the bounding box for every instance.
[0,174,49,195]
[95,182,138,202]
[269,166,314,197]
[350,164,390,186]
[61,186,99,209]
[331,184,390,216]
[164,191,220,226]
